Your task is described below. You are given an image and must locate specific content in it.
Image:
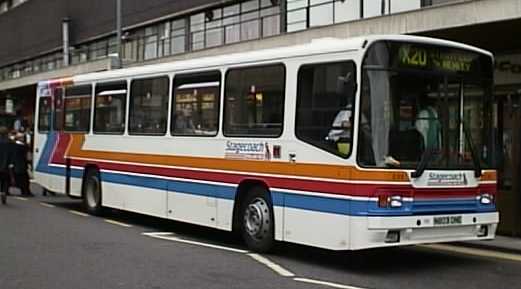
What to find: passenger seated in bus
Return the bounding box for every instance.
[174,109,195,134]
[326,106,353,155]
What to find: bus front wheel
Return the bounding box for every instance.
[240,186,275,252]
[83,170,103,215]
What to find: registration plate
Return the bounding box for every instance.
[433,216,462,226]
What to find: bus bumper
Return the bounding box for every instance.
[349,212,499,250]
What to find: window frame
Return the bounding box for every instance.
[295,60,357,159]
[223,62,286,138]
[93,80,128,135]
[63,84,93,133]
[128,75,170,136]
[171,70,222,137]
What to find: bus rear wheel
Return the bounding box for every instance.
[240,187,275,252]
[83,169,103,215]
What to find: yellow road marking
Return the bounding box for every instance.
[419,244,521,262]
[68,210,89,217]
[104,219,132,228]
[40,202,56,208]
[294,278,368,289]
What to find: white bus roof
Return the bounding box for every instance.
[45,34,492,86]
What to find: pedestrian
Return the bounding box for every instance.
[13,110,24,132]
[0,126,13,203]
[11,132,33,197]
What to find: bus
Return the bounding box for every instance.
[33,35,499,252]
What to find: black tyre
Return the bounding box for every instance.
[82,169,103,215]
[1,193,6,205]
[240,186,275,252]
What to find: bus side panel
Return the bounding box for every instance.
[69,175,83,197]
[99,180,124,210]
[282,202,350,250]
[216,196,234,231]
[101,173,168,219]
[167,189,218,229]
[33,132,67,194]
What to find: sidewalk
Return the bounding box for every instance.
[454,236,521,254]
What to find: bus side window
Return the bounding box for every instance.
[94,81,127,135]
[224,64,285,137]
[295,61,357,158]
[63,85,92,133]
[129,76,169,136]
[171,71,220,136]
[37,97,52,133]
[54,87,64,131]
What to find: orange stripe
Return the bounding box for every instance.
[66,134,410,182]
[481,171,497,182]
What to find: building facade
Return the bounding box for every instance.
[0,0,520,235]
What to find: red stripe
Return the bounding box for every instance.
[62,157,491,199]
[50,133,70,164]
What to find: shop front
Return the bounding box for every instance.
[0,85,36,132]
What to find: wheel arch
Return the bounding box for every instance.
[81,163,101,198]
[231,178,274,233]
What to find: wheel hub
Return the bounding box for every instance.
[244,198,270,239]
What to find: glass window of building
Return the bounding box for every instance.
[171,71,221,136]
[224,64,285,137]
[172,18,187,54]
[309,0,334,27]
[64,85,92,132]
[287,0,308,32]
[190,13,205,51]
[206,9,224,48]
[288,0,359,32]
[296,61,357,158]
[391,0,421,13]
[158,22,171,58]
[334,0,360,23]
[240,0,260,41]
[144,26,158,60]
[129,76,169,135]
[260,1,280,37]
[94,81,127,134]
[223,4,241,44]
[89,39,109,60]
[188,0,281,50]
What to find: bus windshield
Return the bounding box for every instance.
[358,41,495,171]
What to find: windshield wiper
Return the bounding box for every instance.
[461,121,482,178]
[411,145,434,179]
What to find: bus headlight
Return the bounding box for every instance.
[479,194,494,205]
[378,195,403,208]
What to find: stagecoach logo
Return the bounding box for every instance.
[427,172,468,186]
[225,141,271,160]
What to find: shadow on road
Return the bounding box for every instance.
[42,196,489,274]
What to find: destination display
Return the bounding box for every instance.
[398,44,475,73]
[364,41,493,78]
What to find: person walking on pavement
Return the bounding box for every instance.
[0,126,13,204]
[11,132,34,197]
